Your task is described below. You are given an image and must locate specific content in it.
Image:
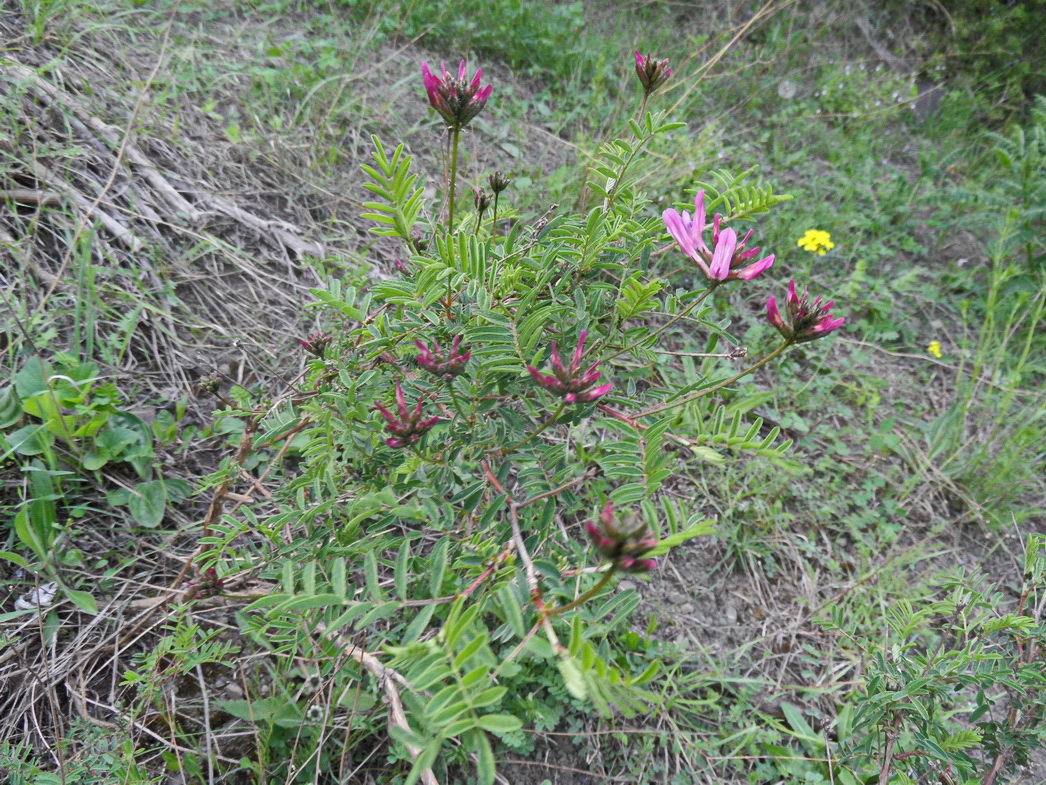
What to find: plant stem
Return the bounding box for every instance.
[544,569,615,616]
[605,283,717,363]
[445,378,469,420]
[499,402,566,455]
[491,192,500,240]
[635,340,792,418]
[448,126,460,230]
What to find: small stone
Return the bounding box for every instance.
[679,603,695,615]
[667,591,687,605]
[617,580,637,593]
[224,683,244,699]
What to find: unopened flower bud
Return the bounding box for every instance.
[472,187,492,214]
[488,171,511,194]
[634,50,672,97]
[585,502,658,574]
[197,373,221,396]
[300,332,333,359]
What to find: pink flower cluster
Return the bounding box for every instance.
[663,191,775,283]
[527,330,612,404]
[767,280,846,344]
[421,60,492,130]
[634,50,672,96]
[585,501,657,574]
[415,336,471,379]
[374,384,440,449]
[299,332,333,359]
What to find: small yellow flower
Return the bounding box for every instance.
[797,229,836,256]
[927,340,943,359]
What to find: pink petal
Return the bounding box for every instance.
[709,227,736,280]
[693,191,708,255]
[374,402,397,425]
[549,340,565,378]
[663,209,697,260]
[737,254,775,280]
[395,383,408,420]
[766,296,787,330]
[571,330,587,375]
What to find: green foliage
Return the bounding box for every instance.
[361,135,426,243]
[983,96,1046,270]
[823,540,1046,782]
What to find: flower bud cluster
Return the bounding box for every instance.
[374,383,441,448]
[527,330,612,404]
[187,567,224,599]
[585,502,657,573]
[634,50,672,96]
[415,336,471,379]
[300,332,333,359]
[767,280,845,344]
[421,60,492,130]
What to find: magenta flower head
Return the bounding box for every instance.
[186,567,224,599]
[300,332,333,359]
[634,50,672,96]
[585,501,657,574]
[374,383,441,448]
[527,329,612,404]
[663,191,775,283]
[415,335,471,379]
[767,280,846,344]
[420,60,492,130]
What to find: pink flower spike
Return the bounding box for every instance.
[375,384,439,449]
[664,192,775,284]
[528,331,612,404]
[767,280,845,344]
[419,58,492,130]
[415,335,470,378]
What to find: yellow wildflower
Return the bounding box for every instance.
[927,340,943,359]
[797,229,835,255]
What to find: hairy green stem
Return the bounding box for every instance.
[491,192,500,241]
[448,126,460,230]
[545,569,615,617]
